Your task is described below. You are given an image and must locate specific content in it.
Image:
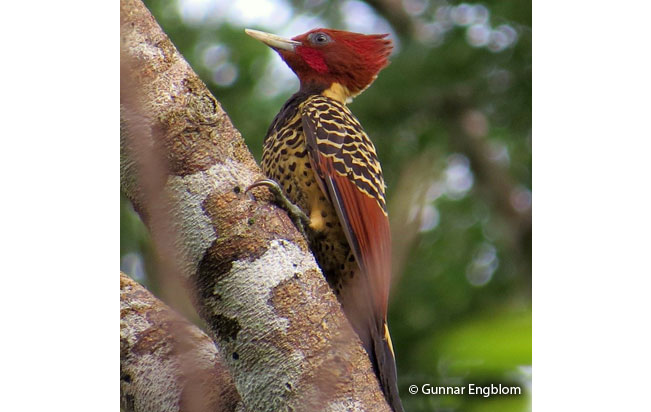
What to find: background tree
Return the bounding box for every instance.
[121,1,531,411]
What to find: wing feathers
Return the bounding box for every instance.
[301,96,391,319]
[327,163,391,318]
[302,94,403,412]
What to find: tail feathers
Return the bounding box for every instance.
[370,323,404,412]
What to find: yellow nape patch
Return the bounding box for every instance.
[309,207,326,231]
[322,82,354,104]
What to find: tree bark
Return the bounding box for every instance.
[120,272,242,412]
[120,0,391,411]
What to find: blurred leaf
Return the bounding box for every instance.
[434,308,532,377]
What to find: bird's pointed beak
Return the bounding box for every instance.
[245,29,300,52]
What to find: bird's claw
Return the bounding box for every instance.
[246,178,310,237]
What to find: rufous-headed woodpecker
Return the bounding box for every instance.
[246,28,403,412]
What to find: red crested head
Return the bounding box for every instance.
[246,28,393,100]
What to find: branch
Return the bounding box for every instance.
[365,0,416,37]
[441,98,532,282]
[120,0,391,410]
[120,273,242,412]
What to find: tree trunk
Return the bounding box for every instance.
[120,272,242,412]
[119,0,391,410]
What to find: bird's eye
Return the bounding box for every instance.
[309,32,332,45]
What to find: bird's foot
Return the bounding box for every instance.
[246,178,310,237]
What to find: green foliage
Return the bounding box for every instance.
[123,1,531,410]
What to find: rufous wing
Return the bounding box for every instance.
[302,94,403,412]
[301,95,391,323]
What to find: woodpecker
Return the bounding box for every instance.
[246,28,403,412]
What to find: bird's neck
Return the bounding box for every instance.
[300,81,354,105]
[321,82,353,105]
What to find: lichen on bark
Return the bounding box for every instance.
[120,0,391,410]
